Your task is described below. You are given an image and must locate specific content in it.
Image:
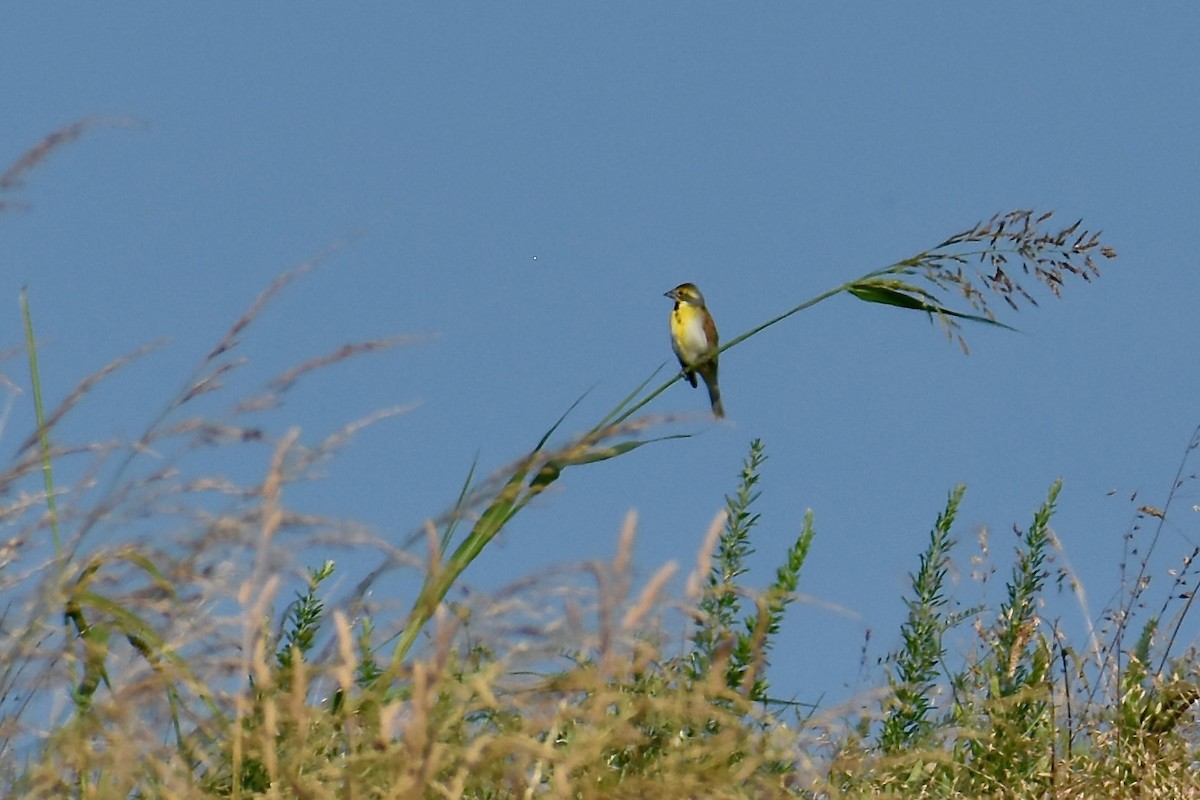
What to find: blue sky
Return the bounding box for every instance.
[5,6,1199,710]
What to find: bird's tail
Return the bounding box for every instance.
[703,376,725,419]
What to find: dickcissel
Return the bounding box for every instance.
[664,282,725,419]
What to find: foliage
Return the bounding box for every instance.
[878,484,966,755]
[687,439,814,706]
[6,123,1200,799]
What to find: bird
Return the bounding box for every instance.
[664,282,725,419]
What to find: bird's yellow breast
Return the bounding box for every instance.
[670,303,713,365]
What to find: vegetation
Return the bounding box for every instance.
[3,123,1197,799]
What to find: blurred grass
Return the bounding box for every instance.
[2,123,1197,799]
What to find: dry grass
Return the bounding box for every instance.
[3,124,1196,799]
[3,373,1196,798]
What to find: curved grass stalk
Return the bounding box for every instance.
[388,210,1116,670]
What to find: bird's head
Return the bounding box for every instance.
[664,282,706,307]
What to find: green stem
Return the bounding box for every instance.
[20,287,61,556]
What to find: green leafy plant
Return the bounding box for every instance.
[21,122,1200,800]
[879,484,966,755]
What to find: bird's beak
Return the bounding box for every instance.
[664,289,676,299]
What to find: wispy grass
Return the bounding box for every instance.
[7,122,1200,799]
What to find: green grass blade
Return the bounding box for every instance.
[20,288,61,556]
